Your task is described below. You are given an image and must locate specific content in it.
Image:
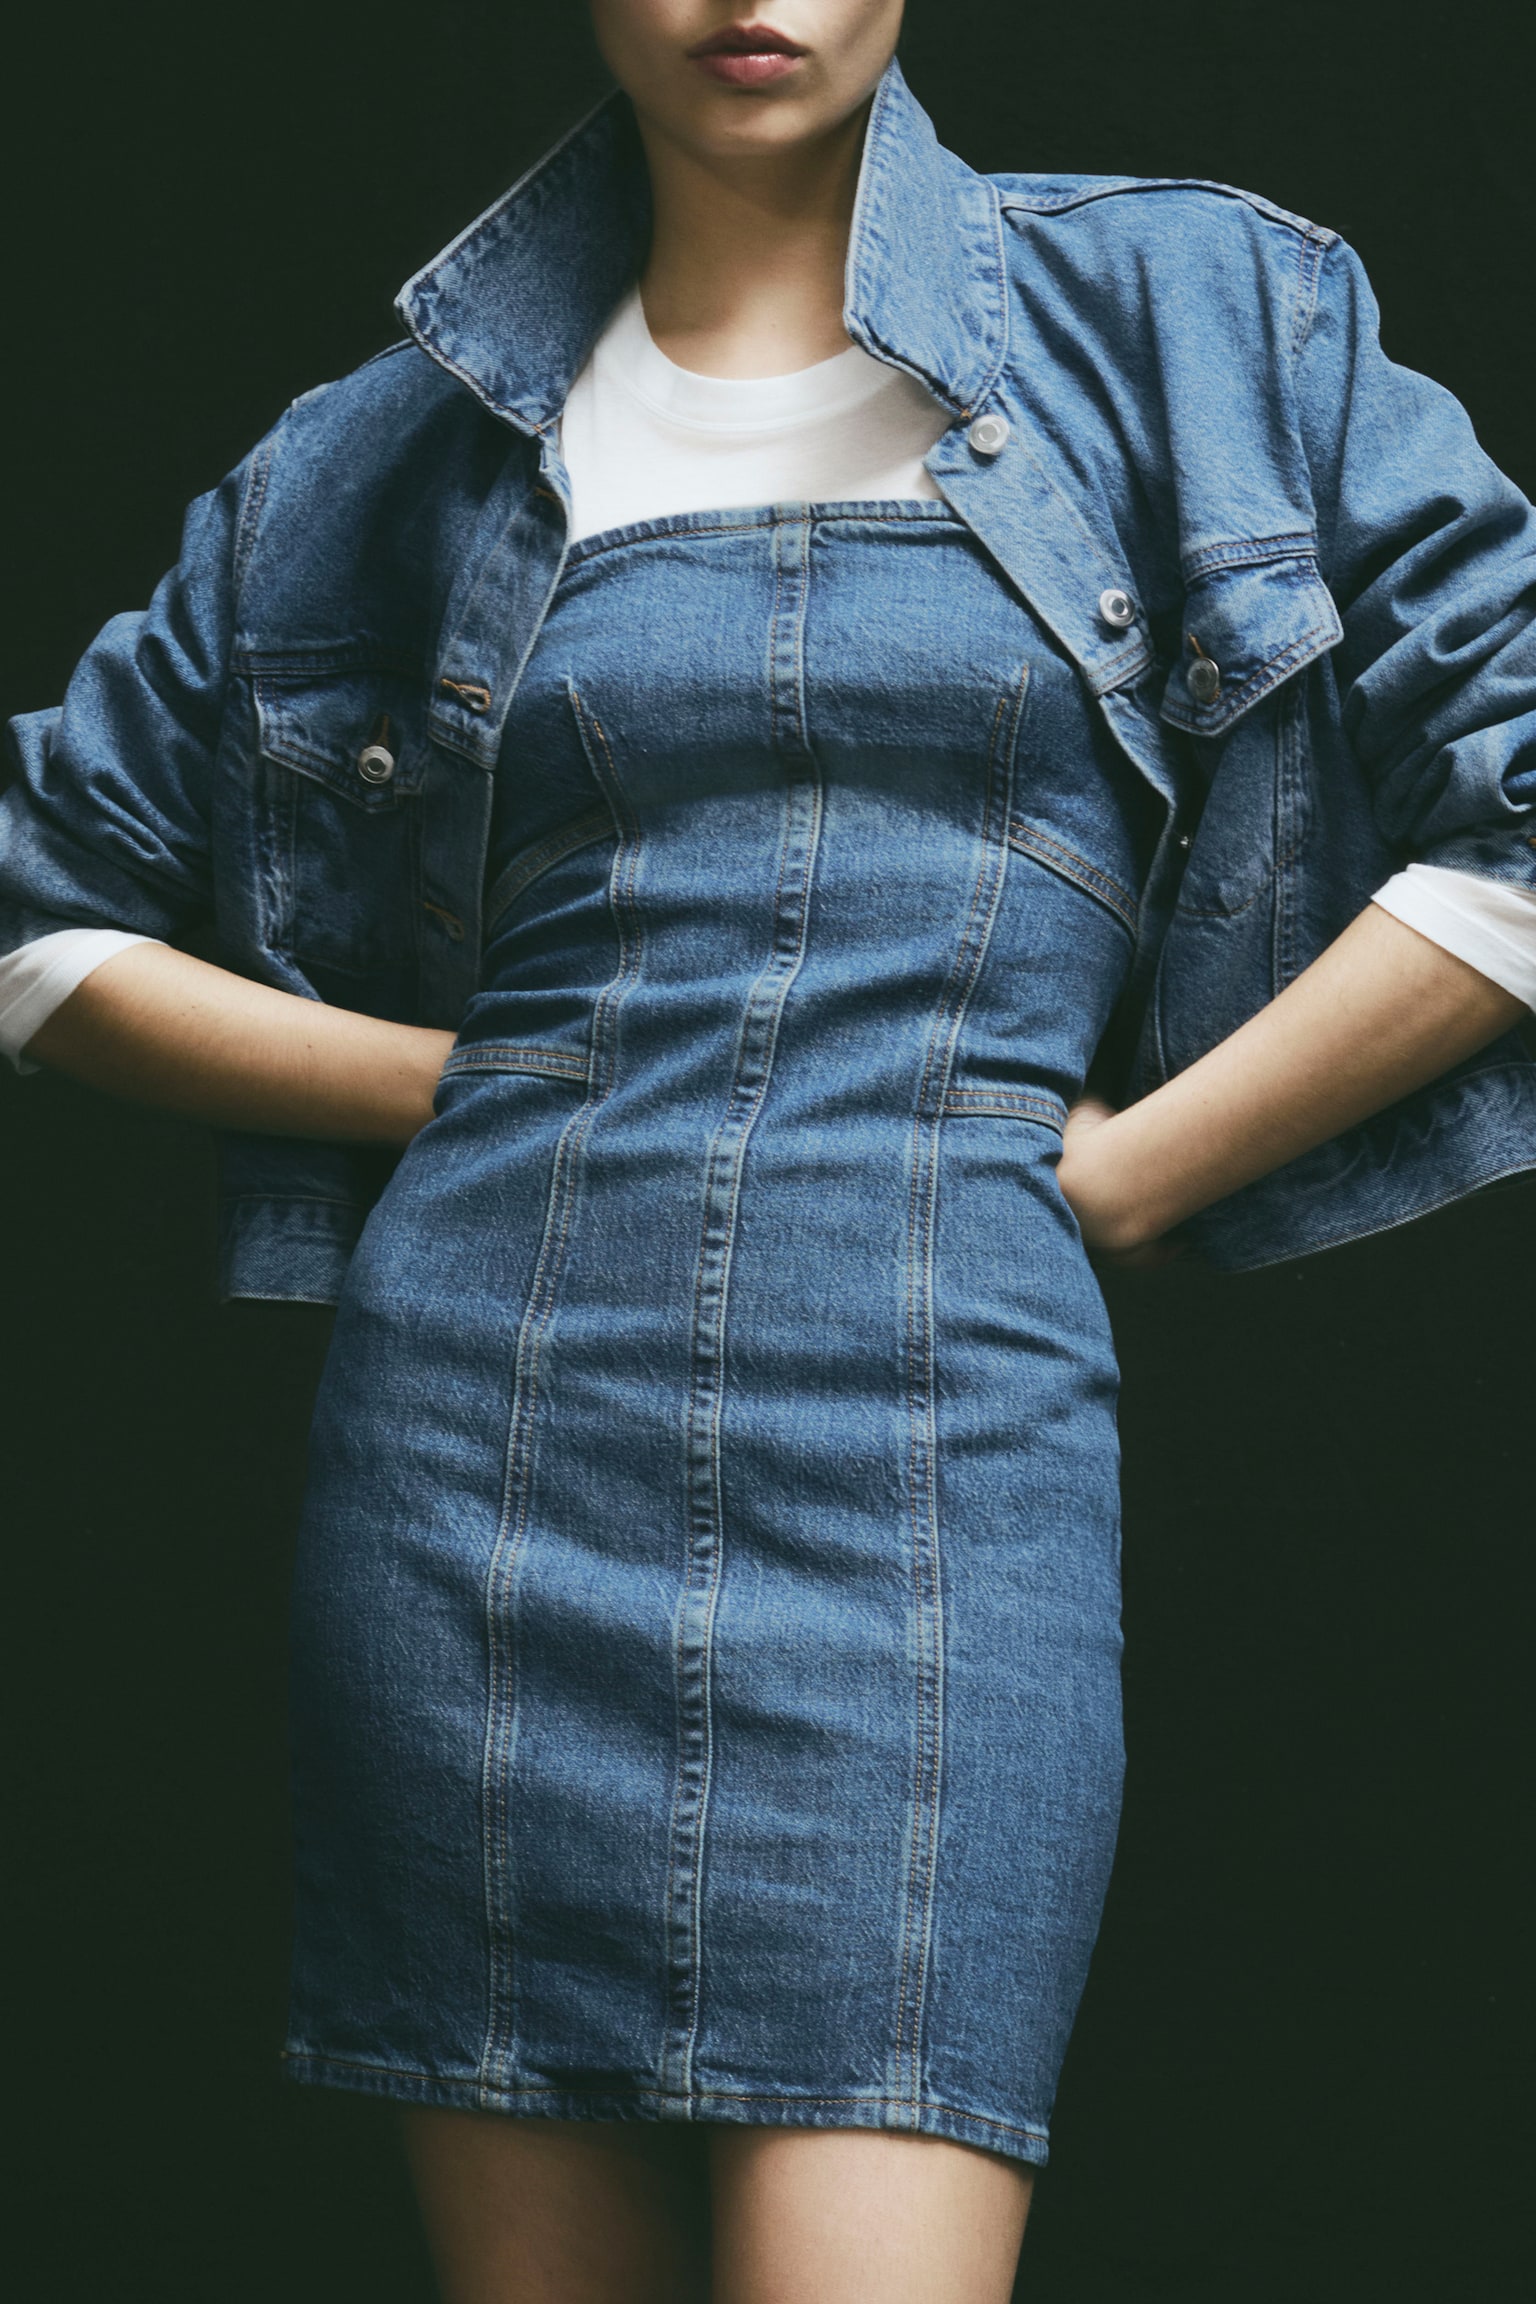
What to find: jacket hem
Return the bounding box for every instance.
[1188,1055,1536,1271]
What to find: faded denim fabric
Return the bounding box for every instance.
[282,503,1139,2155]
[3,60,1534,1296]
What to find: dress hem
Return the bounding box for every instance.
[280,2048,1052,2168]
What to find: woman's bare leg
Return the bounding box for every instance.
[399,2108,710,2304]
[399,2110,1029,2304]
[709,2128,1033,2304]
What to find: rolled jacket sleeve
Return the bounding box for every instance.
[0,448,255,953]
[1300,238,1536,890]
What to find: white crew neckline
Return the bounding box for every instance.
[596,289,907,435]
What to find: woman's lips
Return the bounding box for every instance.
[693,49,804,86]
[688,24,808,88]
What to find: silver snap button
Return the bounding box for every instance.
[356,742,396,785]
[1186,656,1222,706]
[1099,588,1137,630]
[1176,833,1192,851]
[966,412,1011,457]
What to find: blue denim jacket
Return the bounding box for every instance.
[5,60,1535,1301]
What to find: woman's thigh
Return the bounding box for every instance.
[709,2127,1032,2304]
[399,2108,711,2304]
[399,2109,1030,2304]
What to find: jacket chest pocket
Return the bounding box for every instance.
[1159,551,1342,918]
[253,659,429,1015]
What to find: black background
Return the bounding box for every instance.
[4,4,1534,2297]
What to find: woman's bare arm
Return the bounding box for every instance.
[24,941,455,1143]
[1060,903,1527,1255]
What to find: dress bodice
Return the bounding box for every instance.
[473,502,1163,1128]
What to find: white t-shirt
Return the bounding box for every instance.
[2,290,1533,1069]
[560,286,948,538]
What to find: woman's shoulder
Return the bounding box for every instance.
[987,167,1346,360]
[229,332,526,621]
[987,168,1333,249]
[276,336,480,452]
[248,333,517,533]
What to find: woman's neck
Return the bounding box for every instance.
[633,105,869,378]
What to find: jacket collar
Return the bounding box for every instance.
[395,58,1007,434]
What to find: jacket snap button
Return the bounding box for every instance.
[1099,587,1137,630]
[356,713,396,784]
[356,743,396,785]
[1186,655,1222,706]
[966,412,1011,456]
[356,713,397,785]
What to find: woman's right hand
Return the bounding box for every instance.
[25,942,456,1144]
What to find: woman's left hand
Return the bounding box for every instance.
[1056,908,1527,1271]
[1057,1096,1184,1267]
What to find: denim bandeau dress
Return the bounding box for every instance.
[284,499,1162,2166]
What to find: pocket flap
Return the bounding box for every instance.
[1159,553,1342,737]
[251,656,428,809]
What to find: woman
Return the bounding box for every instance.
[4,4,1534,2297]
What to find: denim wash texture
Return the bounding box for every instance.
[3,62,1534,1302]
[283,501,1136,2154]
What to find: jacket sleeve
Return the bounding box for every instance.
[1299,236,1536,890]
[0,443,260,955]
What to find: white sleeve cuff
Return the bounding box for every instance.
[0,929,163,1074]
[1370,864,1536,1013]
